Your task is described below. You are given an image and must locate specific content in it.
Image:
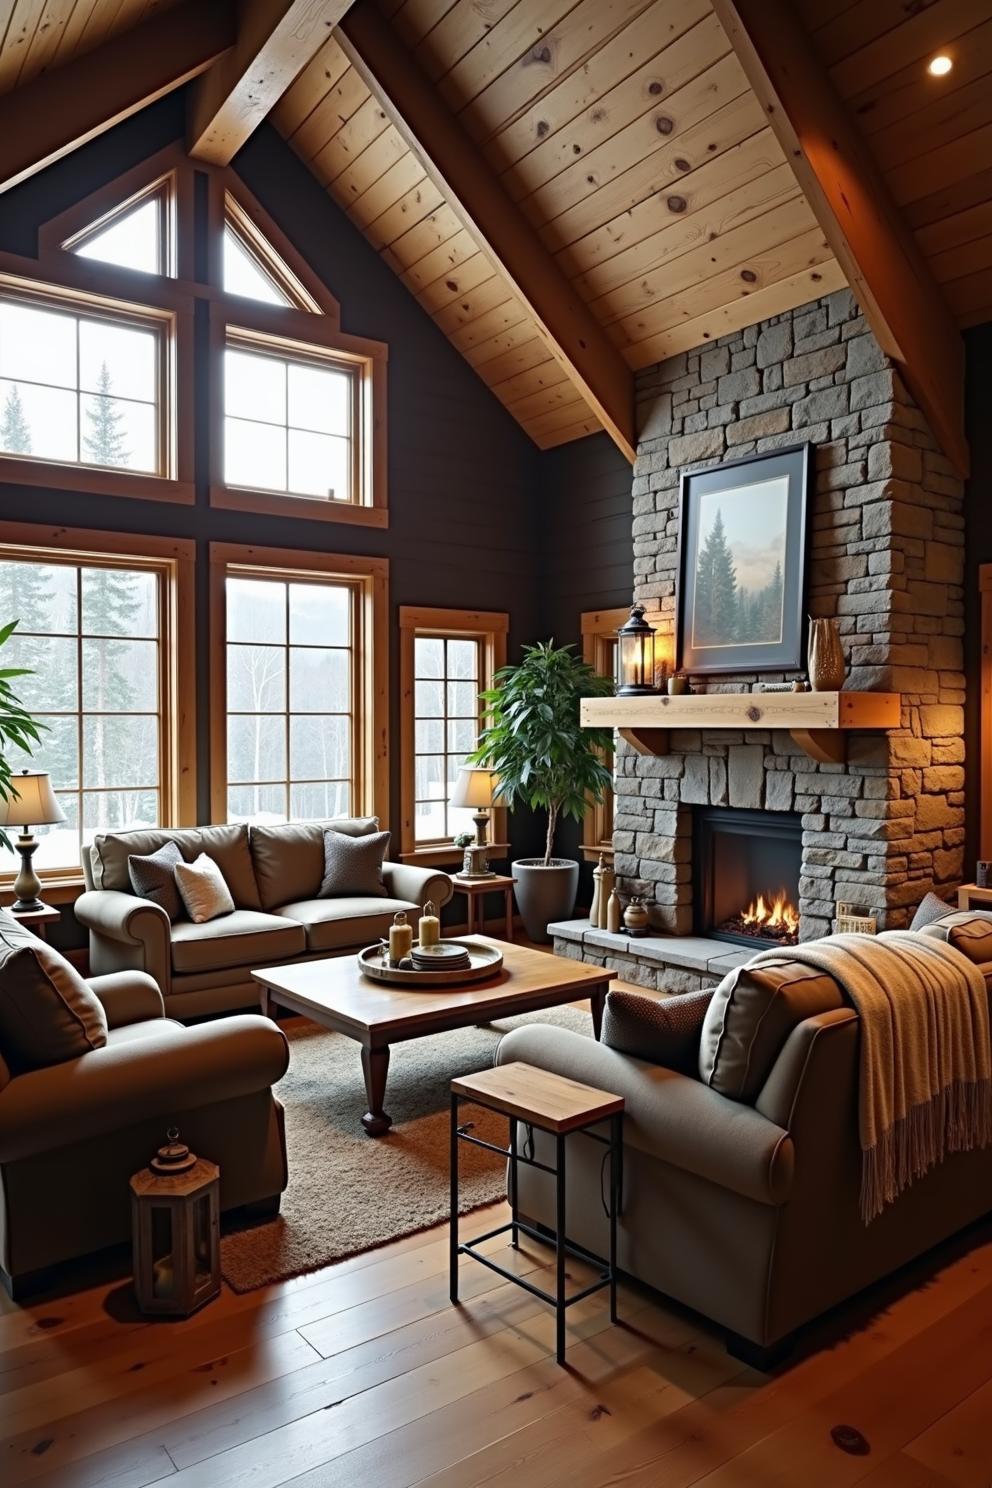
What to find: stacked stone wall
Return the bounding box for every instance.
[619,288,965,937]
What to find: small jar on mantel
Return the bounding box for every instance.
[623,896,650,938]
[807,618,845,692]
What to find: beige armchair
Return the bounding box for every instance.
[0,964,289,1297]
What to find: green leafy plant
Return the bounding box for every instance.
[0,620,44,852]
[453,831,474,848]
[472,640,615,866]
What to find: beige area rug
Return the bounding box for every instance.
[220,1005,591,1292]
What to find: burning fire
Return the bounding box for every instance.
[740,889,799,939]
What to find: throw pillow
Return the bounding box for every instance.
[174,852,235,924]
[0,913,108,1072]
[602,988,714,1073]
[319,828,390,898]
[910,891,953,931]
[128,839,184,921]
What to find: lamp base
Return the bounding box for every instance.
[12,831,43,913]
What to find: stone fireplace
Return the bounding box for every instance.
[693,806,801,949]
[552,288,967,994]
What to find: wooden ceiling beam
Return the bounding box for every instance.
[0,0,236,193]
[711,0,969,478]
[337,1,637,464]
[188,1,358,166]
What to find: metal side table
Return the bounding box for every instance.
[449,1060,624,1365]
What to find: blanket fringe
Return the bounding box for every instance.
[861,1077,992,1223]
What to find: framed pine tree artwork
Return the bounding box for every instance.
[675,444,812,676]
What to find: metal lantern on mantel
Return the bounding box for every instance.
[616,604,660,696]
[130,1129,220,1317]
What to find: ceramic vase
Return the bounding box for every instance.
[807,617,845,692]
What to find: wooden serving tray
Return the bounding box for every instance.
[358,939,504,988]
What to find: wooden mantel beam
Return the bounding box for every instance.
[188,1,357,166]
[0,0,236,193]
[337,1,637,464]
[711,0,969,479]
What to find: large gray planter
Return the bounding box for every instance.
[512,858,580,943]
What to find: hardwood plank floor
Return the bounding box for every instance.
[2,1203,992,1487]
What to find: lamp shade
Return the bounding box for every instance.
[449,766,498,809]
[0,770,66,827]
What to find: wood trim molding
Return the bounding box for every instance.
[337,1,636,465]
[188,1,358,167]
[398,605,508,857]
[710,0,968,478]
[0,0,236,192]
[214,171,341,323]
[0,522,197,888]
[581,608,625,862]
[208,542,389,828]
[980,564,992,859]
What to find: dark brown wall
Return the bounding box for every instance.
[539,431,633,886]
[964,322,992,872]
[0,96,541,939]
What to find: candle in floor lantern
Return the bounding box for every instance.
[419,900,440,948]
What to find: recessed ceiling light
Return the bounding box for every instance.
[928,53,953,76]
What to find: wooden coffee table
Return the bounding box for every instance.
[251,936,611,1136]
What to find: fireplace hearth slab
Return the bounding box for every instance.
[550,920,753,976]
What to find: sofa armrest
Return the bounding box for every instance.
[382,862,454,909]
[88,971,165,1029]
[497,1024,793,1207]
[74,890,171,993]
[0,1015,289,1164]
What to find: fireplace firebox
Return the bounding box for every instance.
[693,806,802,949]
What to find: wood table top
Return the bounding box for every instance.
[451,1060,623,1133]
[251,935,610,1039]
[449,873,516,892]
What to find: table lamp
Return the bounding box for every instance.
[450,766,499,878]
[0,769,65,911]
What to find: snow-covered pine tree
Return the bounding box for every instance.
[1,384,32,455]
[83,362,130,468]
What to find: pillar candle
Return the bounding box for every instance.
[389,911,413,963]
[419,900,440,947]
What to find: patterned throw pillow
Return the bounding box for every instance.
[128,839,184,921]
[174,853,235,924]
[910,890,953,930]
[602,987,715,1073]
[318,828,390,898]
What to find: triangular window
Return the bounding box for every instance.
[64,181,171,277]
[223,195,322,313]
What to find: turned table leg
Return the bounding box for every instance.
[361,1044,392,1135]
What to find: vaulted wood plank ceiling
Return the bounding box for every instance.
[275,0,843,449]
[0,0,185,95]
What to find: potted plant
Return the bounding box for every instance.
[0,621,44,851]
[472,640,614,941]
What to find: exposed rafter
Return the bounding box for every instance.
[711,0,969,478]
[337,0,636,464]
[0,0,236,194]
[188,1,357,166]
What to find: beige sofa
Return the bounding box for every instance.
[497,915,992,1365]
[75,818,453,1019]
[0,923,289,1297]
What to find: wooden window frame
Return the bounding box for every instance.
[0,522,196,900]
[981,565,992,859]
[215,180,341,322]
[399,606,508,863]
[209,542,389,828]
[208,304,388,528]
[580,607,627,863]
[0,261,194,504]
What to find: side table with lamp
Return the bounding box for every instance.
[0,768,65,936]
[449,765,517,937]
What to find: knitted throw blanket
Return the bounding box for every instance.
[746,932,992,1222]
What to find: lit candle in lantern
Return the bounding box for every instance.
[616,604,660,696]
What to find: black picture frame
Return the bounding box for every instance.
[675,443,812,676]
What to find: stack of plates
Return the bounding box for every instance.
[410,941,472,972]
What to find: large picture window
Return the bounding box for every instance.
[0,527,194,882]
[399,607,507,859]
[211,544,388,828]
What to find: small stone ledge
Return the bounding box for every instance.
[549,920,752,976]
